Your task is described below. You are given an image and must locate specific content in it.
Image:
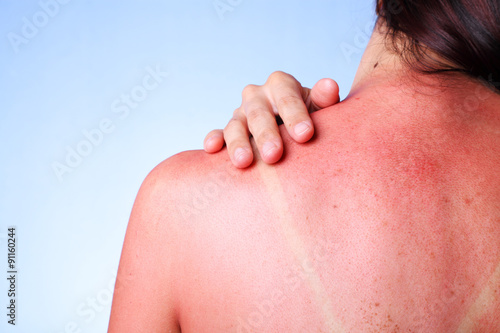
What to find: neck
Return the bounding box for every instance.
[346,21,500,110]
[348,22,406,97]
[340,23,500,130]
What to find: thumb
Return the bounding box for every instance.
[308,78,340,112]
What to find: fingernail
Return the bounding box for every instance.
[204,136,216,150]
[294,121,311,136]
[234,148,249,163]
[262,141,278,158]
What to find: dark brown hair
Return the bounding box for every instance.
[376,0,500,91]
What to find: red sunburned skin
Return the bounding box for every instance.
[110,76,500,332]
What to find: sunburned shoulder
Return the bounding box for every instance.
[146,148,259,189]
[151,149,217,180]
[139,148,264,222]
[142,149,221,190]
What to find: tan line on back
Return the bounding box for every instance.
[455,260,500,332]
[256,159,345,333]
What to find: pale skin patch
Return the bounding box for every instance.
[254,142,346,333]
[455,260,500,332]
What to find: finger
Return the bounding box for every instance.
[243,96,283,164]
[266,71,314,143]
[306,78,340,112]
[203,129,225,153]
[242,84,284,164]
[223,109,254,168]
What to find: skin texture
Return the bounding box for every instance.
[108,24,500,333]
[108,74,500,332]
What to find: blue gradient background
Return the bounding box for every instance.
[0,1,376,332]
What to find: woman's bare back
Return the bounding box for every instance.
[109,78,500,332]
[168,79,500,332]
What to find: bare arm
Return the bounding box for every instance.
[108,164,180,332]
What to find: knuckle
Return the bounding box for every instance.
[232,108,244,119]
[256,128,276,142]
[242,84,259,98]
[269,71,287,80]
[244,105,268,123]
[268,71,294,85]
[224,117,241,130]
[224,135,248,152]
[276,95,303,109]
